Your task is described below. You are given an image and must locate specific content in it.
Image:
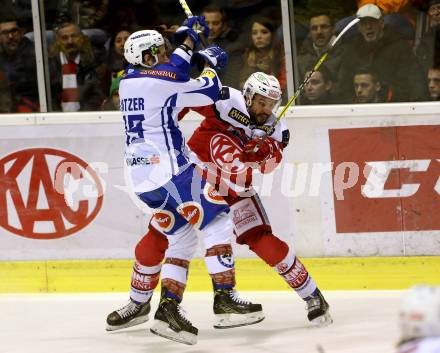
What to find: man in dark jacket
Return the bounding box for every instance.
[0,15,39,112]
[297,13,344,84]
[338,4,427,103]
[202,6,242,88]
[48,21,104,112]
[416,0,440,77]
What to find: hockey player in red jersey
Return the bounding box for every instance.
[185,72,333,327]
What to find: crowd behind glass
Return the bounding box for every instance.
[0,0,439,114]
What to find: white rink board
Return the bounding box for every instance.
[0,103,439,260]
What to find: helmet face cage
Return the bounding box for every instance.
[242,72,282,113]
[124,30,164,68]
[399,285,440,342]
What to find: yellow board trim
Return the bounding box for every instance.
[1,257,439,293]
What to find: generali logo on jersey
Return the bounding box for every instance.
[329,125,440,233]
[0,148,104,239]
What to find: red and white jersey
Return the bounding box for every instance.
[185,86,290,198]
[398,338,440,353]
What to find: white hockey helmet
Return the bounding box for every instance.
[399,285,440,342]
[242,72,282,112]
[124,30,164,68]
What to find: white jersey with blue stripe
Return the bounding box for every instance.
[120,47,221,192]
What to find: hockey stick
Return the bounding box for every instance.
[178,0,209,47]
[252,17,360,152]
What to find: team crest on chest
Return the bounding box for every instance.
[210,134,246,174]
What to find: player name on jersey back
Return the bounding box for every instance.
[120,97,145,112]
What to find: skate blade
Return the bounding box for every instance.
[310,312,333,328]
[214,311,265,329]
[106,315,149,331]
[150,320,197,345]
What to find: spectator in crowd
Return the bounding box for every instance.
[101,74,121,110]
[202,6,239,49]
[240,16,286,91]
[353,68,384,103]
[106,28,130,80]
[201,6,242,88]
[298,13,344,84]
[0,15,39,112]
[428,66,440,100]
[0,71,13,113]
[48,22,104,112]
[416,0,440,76]
[56,0,109,29]
[338,4,427,102]
[302,65,336,105]
[335,0,417,40]
[154,23,179,44]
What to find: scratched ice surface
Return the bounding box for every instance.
[0,291,401,353]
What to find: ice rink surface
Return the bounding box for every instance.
[0,291,403,353]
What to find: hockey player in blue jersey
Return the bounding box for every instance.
[112,17,264,345]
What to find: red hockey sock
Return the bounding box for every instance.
[242,232,289,267]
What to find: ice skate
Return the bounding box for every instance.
[213,287,265,329]
[150,295,198,345]
[306,290,333,327]
[106,299,150,331]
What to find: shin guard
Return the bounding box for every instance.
[204,244,236,289]
[273,248,317,299]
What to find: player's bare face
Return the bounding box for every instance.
[358,18,384,43]
[252,22,272,49]
[249,94,276,125]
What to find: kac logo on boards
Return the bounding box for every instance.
[0,148,104,239]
